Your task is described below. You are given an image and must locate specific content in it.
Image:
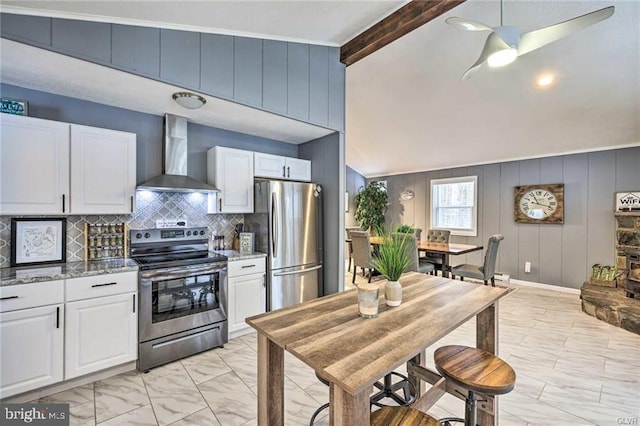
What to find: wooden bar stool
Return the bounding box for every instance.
[371,407,440,426]
[434,345,516,426]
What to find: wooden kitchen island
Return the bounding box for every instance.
[246,272,512,425]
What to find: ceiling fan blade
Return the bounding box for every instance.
[518,6,615,56]
[446,17,492,32]
[462,32,510,80]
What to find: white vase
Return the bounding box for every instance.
[385,280,402,307]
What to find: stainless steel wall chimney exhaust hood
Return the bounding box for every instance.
[137,114,219,193]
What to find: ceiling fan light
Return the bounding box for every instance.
[487,48,518,67]
[172,92,207,109]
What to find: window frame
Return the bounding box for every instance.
[430,175,478,237]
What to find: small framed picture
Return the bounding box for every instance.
[10,218,67,267]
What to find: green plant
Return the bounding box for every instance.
[371,227,410,282]
[354,182,388,232]
[395,224,415,234]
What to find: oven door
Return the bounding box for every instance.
[139,263,227,343]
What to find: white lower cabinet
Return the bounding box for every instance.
[0,304,64,399]
[227,258,266,336]
[65,292,137,380]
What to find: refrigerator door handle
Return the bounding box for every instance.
[271,191,278,258]
[273,265,322,277]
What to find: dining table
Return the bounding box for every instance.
[369,236,483,278]
[246,272,512,426]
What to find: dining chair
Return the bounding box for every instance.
[350,231,374,284]
[422,229,451,275]
[451,234,504,286]
[391,232,434,275]
[346,228,362,273]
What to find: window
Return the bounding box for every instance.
[430,176,478,236]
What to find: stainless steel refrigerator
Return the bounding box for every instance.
[246,179,323,311]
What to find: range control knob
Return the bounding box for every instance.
[186,231,192,236]
[135,233,142,239]
[199,230,205,236]
[144,232,151,238]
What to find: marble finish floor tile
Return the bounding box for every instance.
[17,262,640,425]
[94,370,150,423]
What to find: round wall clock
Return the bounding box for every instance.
[514,184,564,224]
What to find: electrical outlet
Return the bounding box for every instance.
[524,261,531,273]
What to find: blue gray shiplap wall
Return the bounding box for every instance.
[346,166,366,227]
[0,13,345,131]
[371,147,640,289]
[300,132,344,295]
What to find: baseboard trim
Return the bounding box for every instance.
[1,361,137,403]
[509,278,580,294]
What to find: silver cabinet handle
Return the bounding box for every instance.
[56,306,60,328]
[287,166,290,178]
[62,194,66,213]
[282,165,286,178]
[219,197,222,212]
[130,195,134,213]
[241,264,256,269]
[273,265,322,277]
[133,294,136,313]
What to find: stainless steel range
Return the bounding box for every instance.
[130,227,228,371]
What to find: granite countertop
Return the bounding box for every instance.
[0,258,139,287]
[212,250,267,261]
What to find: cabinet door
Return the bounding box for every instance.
[70,124,136,214]
[285,158,312,182]
[65,293,137,380]
[254,152,285,179]
[0,114,69,214]
[228,273,266,333]
[207,147,254,213]
[0,304,64,399]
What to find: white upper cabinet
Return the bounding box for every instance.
[70,124,136,214]
[285,157,312,181]
[0,114,70,214]
[254,152,311,181]
[0,115,136,215]
[207,146,254,213]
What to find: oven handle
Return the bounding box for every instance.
[151,326,221,349]
[139,263,226,280]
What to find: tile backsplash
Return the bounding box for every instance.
[0,191,243,268]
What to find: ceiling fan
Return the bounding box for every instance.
[446,3,615,80]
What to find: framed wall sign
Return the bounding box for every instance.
[514,184,564,224]
[615,191,640,212]
[10,218,67,267]
[1,98,28,116]
[239,232,254,255]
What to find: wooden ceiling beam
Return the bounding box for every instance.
[340,0,467,66]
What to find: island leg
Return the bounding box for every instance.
[330,384,370,426]
[476,302,498,426]
[258,333,284,425]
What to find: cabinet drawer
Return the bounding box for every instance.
[66,271,137,302]
[228,258,266,277]
[0,280,64,313]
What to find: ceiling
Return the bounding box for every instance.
[1,1,638,178]
[347,0,640,177]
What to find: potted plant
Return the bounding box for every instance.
[371,227,410,307]
[354,182,388,232]
[395,224,415,234]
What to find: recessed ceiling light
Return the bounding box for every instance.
[536,74,556,88]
